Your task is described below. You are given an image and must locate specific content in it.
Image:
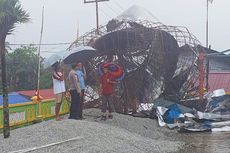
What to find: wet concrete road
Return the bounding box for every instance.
[175,132,230,153]
[1,109,229,153]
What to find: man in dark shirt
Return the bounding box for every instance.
[100,66,116,120]
[68,63,81,120]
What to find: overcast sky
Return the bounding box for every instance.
[6,0,230,57]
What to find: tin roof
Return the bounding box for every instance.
[208,72,230,92]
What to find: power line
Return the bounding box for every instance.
[40,50,66,53]
[8,42,71,46]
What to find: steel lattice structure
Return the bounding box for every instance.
[69,13,202,113]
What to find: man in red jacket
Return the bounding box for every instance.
[100,66,116,120]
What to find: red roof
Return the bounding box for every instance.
[208,72,230,92]
[18,89,54,99]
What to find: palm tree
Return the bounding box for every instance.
[0,0,29,138]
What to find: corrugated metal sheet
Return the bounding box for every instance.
[208,72,230,92]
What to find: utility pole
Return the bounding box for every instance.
[206,0,209,48]
[37,6,44,100]
[35,7,44,120]
[206,0,213,48]
[84,0,109,34]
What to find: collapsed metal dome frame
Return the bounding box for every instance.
[70,20,201,48]
[69,18,203,113]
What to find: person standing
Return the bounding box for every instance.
[100,66,116,120]
[76,62,86,119]
[52,62,66,121]
[68,63,82,120]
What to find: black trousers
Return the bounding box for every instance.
[79,89,85,118]
[101,94,114,113]
[69,90,80,119]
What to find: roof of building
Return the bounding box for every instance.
[198,45,230,56]
[18,89,54,99]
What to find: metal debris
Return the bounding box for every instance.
[69,6,202,113]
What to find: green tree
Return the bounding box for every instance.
[7,45,53,91]
[7,45,38,90]
[40,69,53,89]
[0,0,29,138]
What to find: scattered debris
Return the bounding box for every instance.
[150,89,230,133]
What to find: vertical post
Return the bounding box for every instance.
[37,7,44,98]
[95,0,99,34]
[198,51,205,110]
[36,7,44,119]
[206,45,211,91]
[206,0,209,48]
[1,37,10,138]
[206,58,209,91]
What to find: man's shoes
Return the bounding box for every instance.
[108,114,113,119]
[101,115,107,121]
[68,116,81,120]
